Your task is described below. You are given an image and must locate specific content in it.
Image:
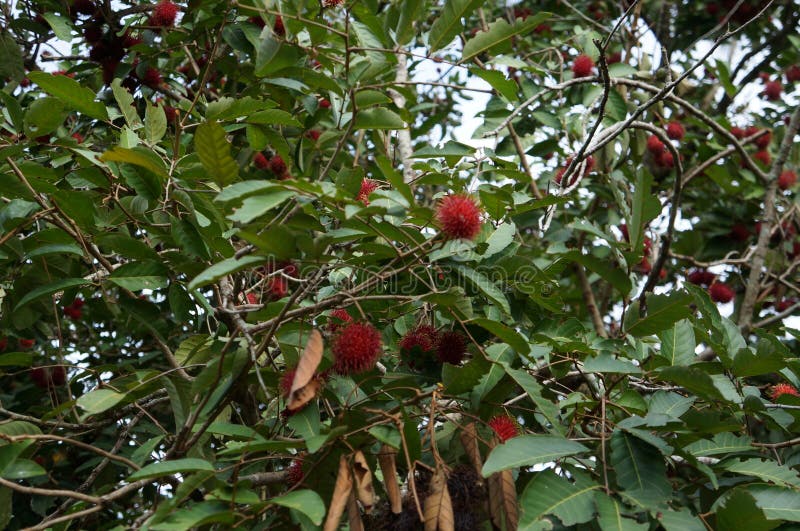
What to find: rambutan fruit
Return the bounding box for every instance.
[71,132,84,143]
[279,367,296,397]
[754,150,771,166]
[357,178,379,205]
[778,170,797,190]
[571,54,595,78]
[149,0,179,27]
[273,15,285,36]
[286,458,304,485]
[435,194,482,241]
[665,121,685,140]
[399,325,438,369]
[730,126,745,139]
[763,80,782,101]
[267,155,287,176]
[327,309,352,333]
[142,67,162,89]
[770,383,800,400]
[646,134,665,154]
[253,152,269,169]
[755,130,772,149]
[709,282,735,303]
[319,98,331,109]
[435,330,467,365]
[331,322,382,375]
[19,338,35,349]
[687,269,715,286]
[786,65,800,83]
[488,415,520,442]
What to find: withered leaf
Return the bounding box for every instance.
[286,329,323,412]
[323,454,353,531]
[459,422,483,476]
[423,468,454,531]
[488,469,519,530]
[347,490,365,531]
[353,450,376,513]
[377,445,402,514]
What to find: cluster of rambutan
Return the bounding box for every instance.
[645,134,676,170]
[63,298,85,320]
[398,325,468,371]
[730,125,773,169]
[687,269,735,303]
[554,155,595,188]
[253,153,291,180]
[618,225,665,278]
[31,366,68,389]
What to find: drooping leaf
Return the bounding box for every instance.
[28,71,108,120]
[461,14,551,62]
[195,122,239,186]
[482,435,588,476]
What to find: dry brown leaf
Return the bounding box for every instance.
[377,445,402,514]
[423,468,454,531]
[323,454,353,531]
[488,469,519,530]
[347,490,365,531]
[286,329,323,412]
[352,450,376,514]
[459,422,483,475]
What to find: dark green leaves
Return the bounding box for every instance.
[624,291,693,336]
[610,430,671,507]
[28,71,108,121]
[353,108,405,130]
[482,435,588,476]
[195,122,239,186]
[428,0,485,52]
[461,13,551,62]
[23,97,68,137]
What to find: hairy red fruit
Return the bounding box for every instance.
[687,269,716,286]
[286,459,304,485]
[357,178,379,205]
[571,54,595,78]
[656,150,675,169]
[488,415,520,442]
[142,67,162,88]
[729,223,750,241]
[709,282,735,303]
[778,170,797,190]
[51,366,67,386]
[436,330,467,365]
[248,16,265,28]
[19,338,35,349]
[279,367,296,397]
[753,150,771,166]
[534,23,551,34]
[20,77,31,88]
[331,322,382,375]
[319,98,331,109]
[555,155,594,186]
[31,367,48,388]
[399,325,439,368]
[71,132,84,143]
[763,80,782,101]
[787,65,800,83]
[267,277,288,299]
[436,194,482,240]
[646,134,665,154]
[755,130,772,149]
[274,15,285,36]
[149,1,179,27]
[268,155,287,176]
[84,25,103,43]
[775,299,796,312]
[328,309,352,333]
[666,121,685,140]
[513,6,532,20]
[306,129,321,141]
[253,152,269,169]
[245,293,259,305]
[770,383,800,400]
[607,51,622,64]
[730,126,745,139]
[163,105,177,122]
[0,337,7,351]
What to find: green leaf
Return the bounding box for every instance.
[270,490,326,525]
[471,343,514,405]
[28,71,108,121]
[354,90,393,108]
[0,31,24,81]
[129,458,215,481]
[101,146,169,180]
[470,68,518,102]
[108,275,169,291]
[456,265,511,315]
[461,13,551,62]
[732,344,784,377]
[23,97,68,137]
[195,122,239,186]
[628,172,660,253]
[595,492,649,531]
[77,389,126,416]
[353,108,406,130]
[748,486,800,522]
[145,100,167,144]
[470,318,530,355]
[3,459,46,479]
[720,458,800,488]
[656,366,724,401]
[248,109,301,127]
[429,0,486,52]
[623,290,693,337]
[610,430,671,507]
[187,255,265,291]
[0,352,33,367]
[14,278,90,310]
[715,489,779,531]
[657,319,696,366]
[111,79,142,129]
[583,354,641,374]
[518,470,599,528]
[412,141,476,158]
[40,13,73,41]
[395,0,424,45]
[685,433,753,457]
[657,508,707,531]
[504,366,564,435]
[482,435,588,476]
[228,190,295,224]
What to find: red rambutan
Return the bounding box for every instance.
[19,338,35,349]
[656,150,675,169]
[770,383,800,400]
[729,223,750,241]
[730,126,745,140]
[268,155,287,176]
[687,269,715,286]
[755,130,772,149]
[607,51,621,64]
[328,309,352,333]
[571,54,595,78]
[267,277,288,299]
[665,121,685,140]
[306,129,321,141]
[399,325,439,369]
[279,367,296,397]
[775,299,796,312]
[149,0,179,27]
[164,105,178,122]
[754,150,771,166]
[709,282,735,303]
[646,134,665,154]
[253,152,269,169]
[51,366,67,386]
[488,415,520,442]
[246,292,259,305]
[436,194,482,240]
[274,15,285,36]
[31,367,48,388]
[763,80,782,101]
[778,170,797,190]
[436,330,467,365]
[357,178,379,205]
[248,16,265,28]
[786,65,800,83]
[286,458,304,485]
[71,132,84,143]
[319,98,331,109]
[331,322,382,375]
[142,67,162,89]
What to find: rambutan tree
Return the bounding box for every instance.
[1,0,799,529]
